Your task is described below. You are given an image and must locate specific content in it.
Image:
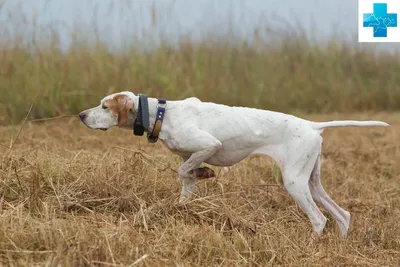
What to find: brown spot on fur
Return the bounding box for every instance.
[105,94,134,127]
[189,167,215,179]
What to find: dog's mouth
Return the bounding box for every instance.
[98,128,108,131]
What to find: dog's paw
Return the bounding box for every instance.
[189,167,215,179]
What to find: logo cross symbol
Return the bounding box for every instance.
[363,3,398,37]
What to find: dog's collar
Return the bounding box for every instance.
[132,94,166,143]
[133,94,150,136]
[147,98,166,143]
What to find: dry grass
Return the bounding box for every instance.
[0,112,398,266]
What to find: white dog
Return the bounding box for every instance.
[79,91,389,238]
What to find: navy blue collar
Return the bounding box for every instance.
[147,98,166,143]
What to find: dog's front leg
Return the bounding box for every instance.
[176,133,222,204]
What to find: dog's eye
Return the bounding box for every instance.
[102,106,107,110]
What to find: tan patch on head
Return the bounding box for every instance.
[105,94,134,127]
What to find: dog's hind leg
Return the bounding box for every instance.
[281,136,328,236]
[309,152,351,237]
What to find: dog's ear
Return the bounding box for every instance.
[114,94,134,127]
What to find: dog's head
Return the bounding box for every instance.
[79,91,136,131]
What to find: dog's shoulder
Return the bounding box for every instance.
[183,97,202,103]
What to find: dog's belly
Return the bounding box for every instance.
[203,147,254,166]
[169,147,253,166]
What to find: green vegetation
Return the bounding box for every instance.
[1,5,400,125]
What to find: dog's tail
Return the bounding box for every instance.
[312,120,389,131]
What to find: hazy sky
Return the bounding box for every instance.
[1,0,398,51]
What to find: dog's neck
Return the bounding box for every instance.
[128,95,160,133]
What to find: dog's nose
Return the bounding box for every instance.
[79,112,86,122]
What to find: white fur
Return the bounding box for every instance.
[79,91,389,237]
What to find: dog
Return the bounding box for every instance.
[79,91,389,238]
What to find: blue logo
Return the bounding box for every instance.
[363,3,397,37]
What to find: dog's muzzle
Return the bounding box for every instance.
[79,111,106,130]
[79,112,86,122]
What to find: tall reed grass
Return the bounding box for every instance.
[1,1,400,125]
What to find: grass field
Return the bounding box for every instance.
[0,112,398,266]
[0,2,400,266]
[2,38,400,126]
